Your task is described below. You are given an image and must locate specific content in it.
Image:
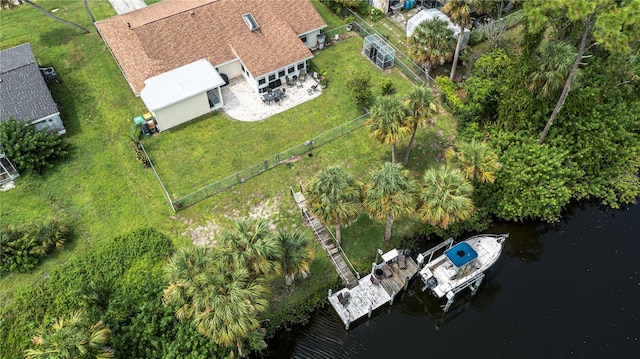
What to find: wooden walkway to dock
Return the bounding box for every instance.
[328,254,419,329]
[291,190,359,287]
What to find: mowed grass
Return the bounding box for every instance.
[0,0,457,328]
[144,36,415,198]
[0,2,175,294]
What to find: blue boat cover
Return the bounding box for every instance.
[445,242,478,267]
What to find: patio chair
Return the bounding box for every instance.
[382,263,393,278]
[337,292,348,306]
[397,254,406,269]
[299,69,307,82]
[371,275,381,285]
[285,76,294,87]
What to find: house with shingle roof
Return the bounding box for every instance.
[96,0,326,131]
[0,43,66,135]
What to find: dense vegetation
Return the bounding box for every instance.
[2,0,638,358]
[454,0,640,221]
[0,220,70,275]
[0,117,69,174]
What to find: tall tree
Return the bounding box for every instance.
[403,86,437,166]
[442,0,487,81]
[445,139,501,183]
[21,0,90,34]
[363,162,417,243]
[523,0,640,144]
[24,310,114,359]
[537,13,594,144]
[163,246,268,357]
[417,165,474,229]
[407,17,456,70]
[305,166,361,244]
[366,96,411,164]
[526,41,577,100]
[277,230,315,286]
[217,219,282,277]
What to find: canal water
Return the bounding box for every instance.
[266,202,639,358]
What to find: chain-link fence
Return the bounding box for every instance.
[169,113,369,210]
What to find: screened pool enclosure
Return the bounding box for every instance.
[363,34,395,70]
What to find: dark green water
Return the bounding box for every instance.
[266,202,639,358]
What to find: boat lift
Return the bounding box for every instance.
[417,238,486,312]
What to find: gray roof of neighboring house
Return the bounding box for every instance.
[0,43,60,123]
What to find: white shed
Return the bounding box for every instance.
[140,59,225,131]
[406,9,471,49]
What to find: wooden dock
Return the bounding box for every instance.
[291,190,358,287]
[328,255,419,329]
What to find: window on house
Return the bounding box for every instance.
[268,74,276,81]
[288,66,295,74]
[258,78,266,85]
[242,13,260,31]
[299,35,307,43]
[278,70,285,78]
[241,64,245,73]
[297,63,305,70]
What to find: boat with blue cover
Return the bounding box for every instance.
[418,234,508,311]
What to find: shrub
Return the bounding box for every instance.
[0,220,70,275]
[435,76,463,112]
[345,70,373,109]
[379,78,395,96]
[0,117,69,174]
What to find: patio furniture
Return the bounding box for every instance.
[337,292,348,306]
[371,275,381,285]
[263,88,285,104]
[286,75,294,87]
[307,84,318,95]
[296,80,303,89]
[299,69,307,82]
[398,254,406,269]
[382,263,393,278]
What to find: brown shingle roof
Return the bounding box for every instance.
[96,0,326,94]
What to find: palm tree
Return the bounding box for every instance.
[305,166,361,244]
[21,0,91,34]
[403,86,437,166]
[363,162,417,243]
[526,41,577,100]
[445,140,501,183]
[277,230,315,286]
[218,219,283,276]
[163,246,268,357]
[24,310,114,359]
[407,17,456,70]
[366,96,411,164]
[442,0,486,81]
[417,165,475,229]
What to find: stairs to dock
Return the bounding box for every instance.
[291,189,359,287]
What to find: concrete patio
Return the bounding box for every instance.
[220,76,322,122]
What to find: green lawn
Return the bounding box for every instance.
[0,1,457,354]
[144,37,414,199]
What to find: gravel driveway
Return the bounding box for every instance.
[108,0,147,15]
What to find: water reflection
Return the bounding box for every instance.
[266,201,640,358]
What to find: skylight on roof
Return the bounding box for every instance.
[242,13,259,31]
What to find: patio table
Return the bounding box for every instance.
[263,88,284,103]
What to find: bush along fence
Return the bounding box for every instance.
[142,113,370,211]
[346,9,433,86]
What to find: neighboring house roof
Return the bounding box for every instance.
[140,59,225,111]
[96,0,326,95]
[406,8,469,37]
[0,43,60,123]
